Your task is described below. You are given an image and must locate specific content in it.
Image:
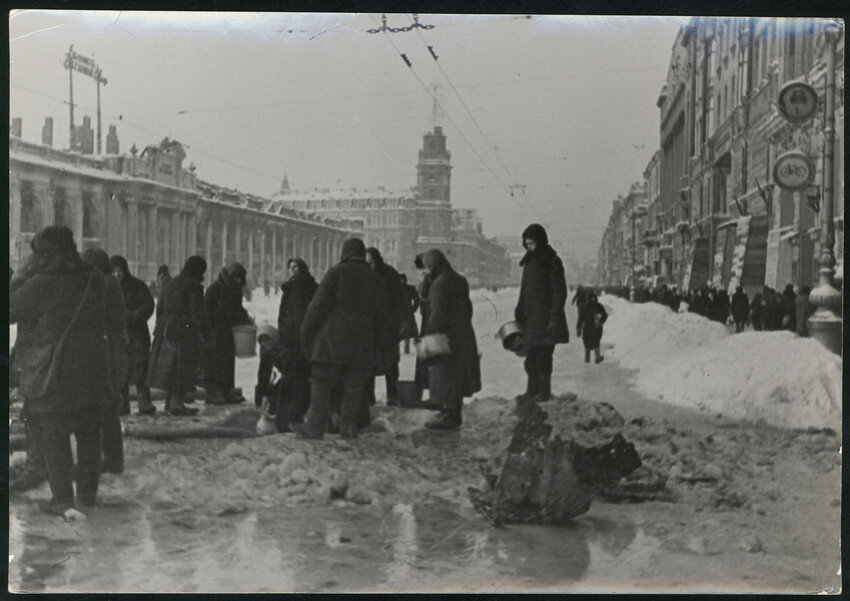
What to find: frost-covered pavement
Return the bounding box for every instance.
[8,286,842,593]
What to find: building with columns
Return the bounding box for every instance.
[272,126,512,287]
[9,133,358,285]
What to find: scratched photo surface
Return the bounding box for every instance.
[8,11,843,594]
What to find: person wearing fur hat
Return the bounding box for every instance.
[110,254,157,416]
[514,223,569,402]
[293,238,388,440]
[148,255,214,415]
[420,249,481,430]
[202,262,252,405]
[83,248,129,473]
[266,258,318,431]
[10,226,109,517]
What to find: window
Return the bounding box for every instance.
[82,193,100,239]
[54,188,74,229]
[20,188,43,234]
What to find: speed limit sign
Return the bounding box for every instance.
[773,150,815,190]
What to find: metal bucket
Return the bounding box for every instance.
[232,324,257,358]
[497,321,526,355]
[397,381,422,407]
[415,333,451,361]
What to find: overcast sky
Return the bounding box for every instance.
[10,11,687,265]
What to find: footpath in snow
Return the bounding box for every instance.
[599,295,842,430]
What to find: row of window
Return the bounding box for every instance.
[18,185,101,238]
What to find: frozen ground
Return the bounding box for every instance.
[8,286,842,593]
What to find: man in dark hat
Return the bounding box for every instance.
[514,223,569,402]
[110,255,157,416]
[202,262,252,404]
[293,238,388,440]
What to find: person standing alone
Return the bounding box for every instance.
[514,224,569,402]
[576,290,608,364]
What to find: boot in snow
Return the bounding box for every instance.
[535,373,552,402]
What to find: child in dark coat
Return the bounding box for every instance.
[576,291,608,364]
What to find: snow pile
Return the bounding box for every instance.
[600,295,842,430]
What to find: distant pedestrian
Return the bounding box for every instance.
[420,249,480,430]
[293,238,388,440]
[514,224,569,403]
[111,255,157,416]
[156,265,171,306]
[148,256,213,416]
[750,289,766,331]
[11,226,109,518]
[781,284,797,331]
[263,277,272,300]
[83,249,128,474]
[730,286,750,333]
[203,262,252,405]
[576,290,608,364]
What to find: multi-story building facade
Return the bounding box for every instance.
[9,127,358,285]
[272,126,511,287]
[598,18,843,297]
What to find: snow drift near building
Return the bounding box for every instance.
[600,295,842,430]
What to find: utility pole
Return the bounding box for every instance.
[66,45,75,150]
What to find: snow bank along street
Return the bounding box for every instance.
[599,295,842,430]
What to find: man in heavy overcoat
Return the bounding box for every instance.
[514,223,569,402]
[294,238,388,439]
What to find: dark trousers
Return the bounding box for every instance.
[364,364,400,406]
[26,406,102,511]
[305,362,371,437]
[428,356,463,416]
[274,354,312,432]
[524,345,555,376]
[101,394,124,472]
[123,353,153,412]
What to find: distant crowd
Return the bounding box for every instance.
[601,283,818,336]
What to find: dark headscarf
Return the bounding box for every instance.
[157,264,170,276]
[414,254,425,269]
[109,254,131,279]
[521,223,549,251]
[82,248,112,275]
[365,246,386,269]
[226,262,247,281]
[340,238,366,262]
[422,248,450,275]
[286,257,311,276]
[182,255,207,282]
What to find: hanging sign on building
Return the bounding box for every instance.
[777,80,818,124]
[773,150,814,190]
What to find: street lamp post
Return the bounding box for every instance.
[807,22,843,355]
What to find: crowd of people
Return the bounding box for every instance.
[601,282,818,336]
[9,225,492,519]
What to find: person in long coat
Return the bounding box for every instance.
[576,290,608,364]
[203,262,252,404]
[795,285,815,337]
[110,255,157,415]
[148,256,214,415]
[156,265,172,307]
[83,248,129,474]
[294,238,388,440]
[420,249,480,430]
[750,289,765,331]
[365,247,406,406]
[399,273,421,355]
[514,223,569,402]
[730,286,750,333]
[272,258,318,430]
[10,226,109,517]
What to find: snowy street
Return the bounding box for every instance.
[8,286,841,593]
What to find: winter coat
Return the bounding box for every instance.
[401,283,421,338]
[205,268,251,350]
[750,293,764,326]
[277,266,318,356]
[421,250,481,397]
[154,272,213,346]
[514,225,569,348]
[104,274,129,397]
[795,293,815,337]
[576,299,608,350]
[730,290,750,323]
[112,260,155,355]
[300,244,389,371]
[10,262,109,414]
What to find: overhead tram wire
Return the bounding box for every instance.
[412,23,543,222]
[367,14,534,222]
